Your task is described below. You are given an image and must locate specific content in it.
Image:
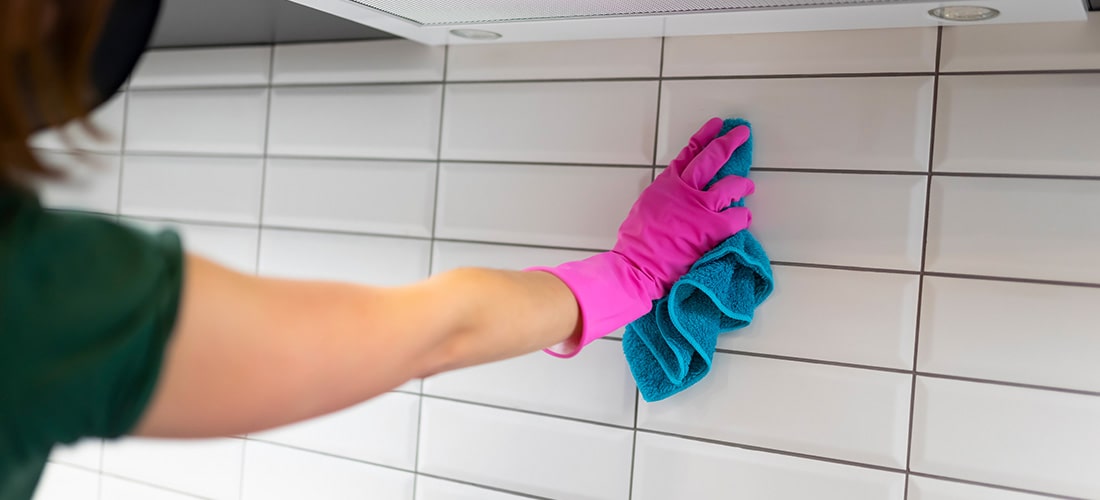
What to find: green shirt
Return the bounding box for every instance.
[0,186,184,500]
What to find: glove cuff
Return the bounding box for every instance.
[527,252,656,358]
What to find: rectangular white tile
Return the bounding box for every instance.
[48,439,102,470]
[120,155,263,224]
[32,463,99,500]
[719,266,918,370]
[910,377,1100,499]
[31,92,126,153]
[663,28,937,77]
[940,15,1100,72]
[415,476,527,500]
[126,88,269,155]
[101,437,243,500]
[908,476,1059,500]
[637,354,911,468]
[424,338,635,426]
[122,218,259,274]
[101,476,203,500]
[252,392,419,470]
[919,277,1100,393]
[934,74,1100,176]
[418,399,633,500]
[430,241,623,340]
[273,40,445,84]
[746,172,926,270]
[632,432,906,500]
[34,152,120,214]
[258,229,430,287]
[435,163,649,249]
[926,177,1100,283]
[431,240,596,274]
[263,158,436,237]
[657,77,933,171]
[267,85,441,160]
[447,38,661,81]
[241,441,414,500]
[441,81,657,165]
[130,47,271,89]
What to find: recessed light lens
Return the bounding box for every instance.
[929,6,1000,22]
[450,29,502,40]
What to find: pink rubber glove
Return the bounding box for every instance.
[530,118,754,358]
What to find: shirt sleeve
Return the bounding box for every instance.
[0,200,185,465]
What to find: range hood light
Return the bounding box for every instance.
[450,29,503,40]
[928,5,1001,22]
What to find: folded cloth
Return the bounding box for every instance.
[623,118,775,402]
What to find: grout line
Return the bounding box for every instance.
[907,472,1086,500]
[97,471,212,500]
[713,349,912,375]
[628,389,641,500]
[768,260,921,276]
[416,472,553,500]
[414,44,450,499]
[940,68,1100,77]
[637,428,908,475]
[251,47,276,277]
[113,91,132,216]
[905,27,943,499]
[67,144,1100,180]
[917,372,1100,397]
[421,393,634,431]
[245,438,416,475]
[113,214,1100,289]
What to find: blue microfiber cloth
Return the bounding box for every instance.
[623,118,775,402]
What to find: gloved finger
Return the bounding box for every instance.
[704,175,755,211]
[718,206,753,234]
[681,125,750,189]
[669,117,723,175]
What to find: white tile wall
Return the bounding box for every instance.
[637,353,911,468]
[418,398,634,500]
[919,277,1100,392]
[100,476,204,500]
[241,440,414,500]
[130,46,272,89]
[273,40,445,85]
[926,176,1100,283]
[907,476,1059,500]
[120,155,264,224]
[656,77,934,170]
[719,266,918,369]
[101,438,244,500]
[934,74,1100,176]
[663,27,937,76]
[125,88,270,155]
[632,432,906,500]
[441,81,658,165]
[32,463,99,500]
[262,158,436,237]
[910,377,1100,499]
[251,392,420,470]
[47,439,102,470]
[435,163,649,249]
[267,85,442,159]
[34,19,1100,500]
[447,38,662,81]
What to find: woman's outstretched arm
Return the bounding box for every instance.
[133,254,580,438]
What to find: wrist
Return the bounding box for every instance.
[527,252,657,358]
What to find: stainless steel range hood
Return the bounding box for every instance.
[288,0,1088,45]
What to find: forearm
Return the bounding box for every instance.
[134,255,579,438]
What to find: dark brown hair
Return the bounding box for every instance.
[0,0,114,186]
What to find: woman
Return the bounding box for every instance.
[0,1,754,498]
